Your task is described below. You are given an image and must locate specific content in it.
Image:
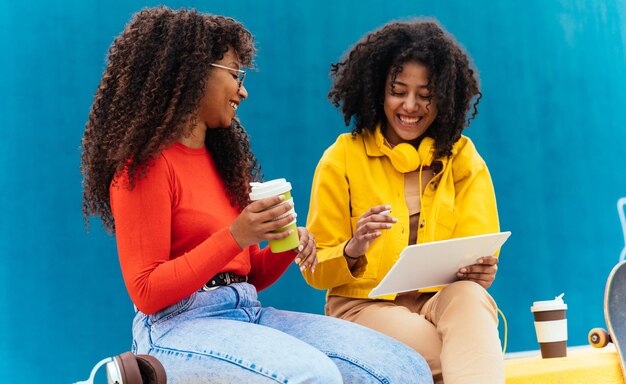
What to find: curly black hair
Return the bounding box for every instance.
[81,7,261,233]
[328,19,481,158]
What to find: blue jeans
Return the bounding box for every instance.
[132,282,432,383]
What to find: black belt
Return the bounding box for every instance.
[203,272,248,291]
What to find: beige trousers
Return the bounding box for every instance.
[326,281,504,384]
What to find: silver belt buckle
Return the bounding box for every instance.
[202,284,220,292]
[202,275,222,291]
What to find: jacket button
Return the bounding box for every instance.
[419,220,425,228]
[431,182,437,190]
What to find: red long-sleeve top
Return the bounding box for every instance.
[110,142,296,314]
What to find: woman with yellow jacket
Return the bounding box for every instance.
[302,19,503,384]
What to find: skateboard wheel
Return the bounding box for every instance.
[588,328,610,348]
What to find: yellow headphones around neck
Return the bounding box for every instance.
[374,126,436,173]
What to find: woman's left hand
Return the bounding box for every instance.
[294,227,317,273]
[457,256,499,288]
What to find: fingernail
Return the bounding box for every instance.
[311,267,316,273]
[477,259,483,263]
[279,195,285,200]
[391,217,398,223]
[385,224,392,228]
[385,205,391,210]
[380,210,391,216]
[300,265,305,272]
[298,245,304,252]
[460,268,467,273]
[295,258,301,264]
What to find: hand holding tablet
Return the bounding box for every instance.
[369,231,512,298]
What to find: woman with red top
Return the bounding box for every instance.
[80,7,432,384]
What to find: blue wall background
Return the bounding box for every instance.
[2,0,626,382]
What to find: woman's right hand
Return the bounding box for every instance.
[230,196,296,249]
[344,205,397,258]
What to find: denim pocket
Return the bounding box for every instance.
[149,293,197,327]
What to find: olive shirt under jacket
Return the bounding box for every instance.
[303,127,500,301]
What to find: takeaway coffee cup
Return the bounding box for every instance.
[530,293,568,358]
[249,179,299,253]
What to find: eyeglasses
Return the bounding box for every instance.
[210,63,246,89]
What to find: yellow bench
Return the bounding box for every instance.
[505,346,625,383]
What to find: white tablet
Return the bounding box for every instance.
[368,231,511,298]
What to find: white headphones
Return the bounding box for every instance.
[74,352,166,384]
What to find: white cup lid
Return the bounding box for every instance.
[531,293,567,312]
[249,178,292,200]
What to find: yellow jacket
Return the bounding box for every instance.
[303,127,499,300]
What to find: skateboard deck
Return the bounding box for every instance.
[589,260,626,378]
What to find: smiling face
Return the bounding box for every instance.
[382,61,438,146]
[197,48,248,129]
